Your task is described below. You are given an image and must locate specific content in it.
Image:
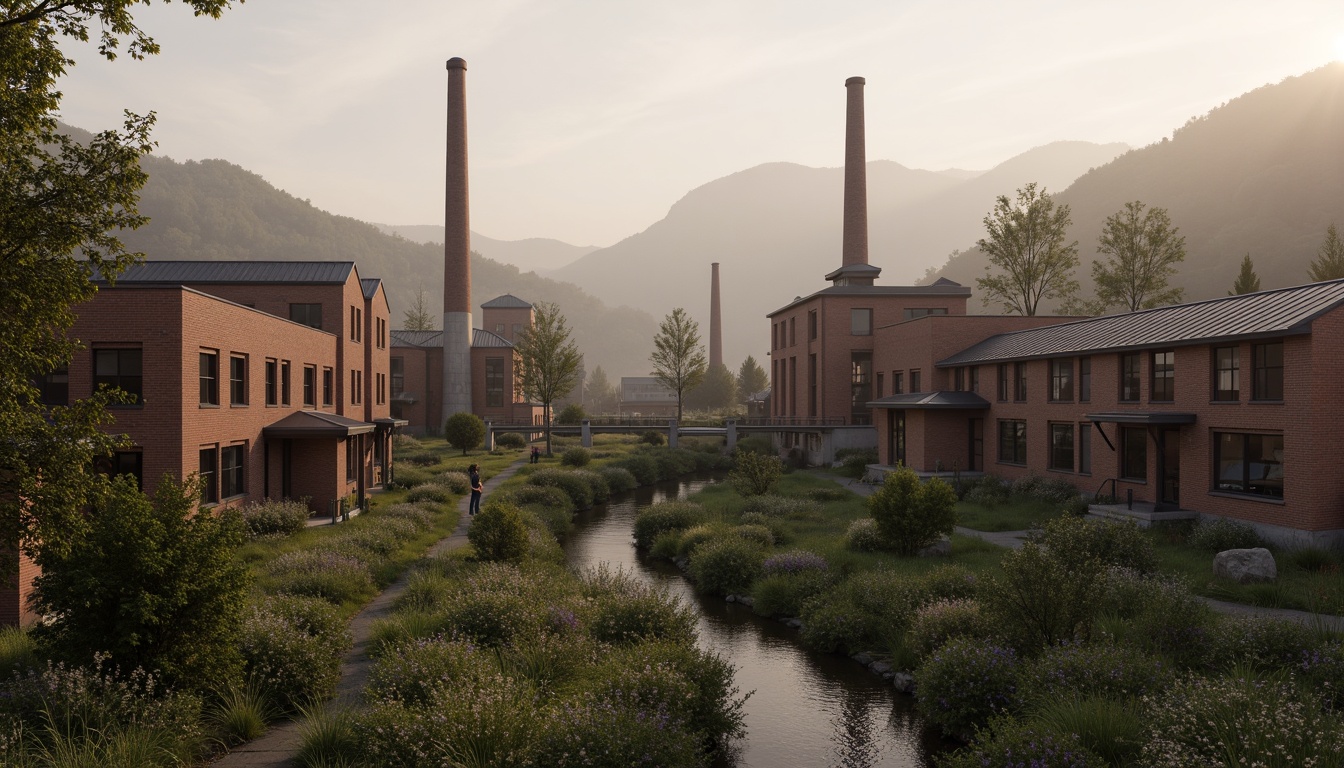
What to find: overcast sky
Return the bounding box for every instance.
[55,0,1344,248]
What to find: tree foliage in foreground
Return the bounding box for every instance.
[1092,201,1187,312]
[976,183,1079,316]
[513,301,581,455]
[650,307,707,421]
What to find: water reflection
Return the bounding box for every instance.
[562,475,951,768]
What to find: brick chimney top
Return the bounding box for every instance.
[833,74,878,286]
[845,76,865,86]
[447,58,467,70]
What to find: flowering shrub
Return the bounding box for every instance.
[1096,568,1214,666]
[382,502,437,530]
[330,524,406,559]
[236,498,309,538]
[497,484,574,513]
[586,575,696,646]
[1299,641,1344,709]
[365,636,496,708]
[939,714,1102,768]
[1187,516,1264,551]
[984,542,1099,651]
[527,468,596,510]
[733,523,775,548]
[530,694,701,768]
[961,474,1010,506]
[431,470,472,494]
[1141,672,1344,766]
[673,524,723,558]
[689,535,766,596]
[240,594,349,712]
[406,483,453,505]
[741,494,821,519]
[799,594,871,653]
[598,466,638,494]
[762,550,828,577]
[632,501,705,548]
[1205,614,1321,673]
[1034,515,1156,574]
[440,589,541,648]
[1016,641,1170,707]
[915,637,1020,736]
[845,517,883,552]
[266,548,375,604]
[906,598,993,661]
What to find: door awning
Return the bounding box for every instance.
[1085,412,1197,425]
[263,411,376,439]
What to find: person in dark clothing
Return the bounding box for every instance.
[468,464,482,515]
[531,446,540,464]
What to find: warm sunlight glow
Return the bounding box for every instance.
[1335,33,1344,61]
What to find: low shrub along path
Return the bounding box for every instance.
[211,457,528,768]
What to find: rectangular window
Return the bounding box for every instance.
[265,359,278,406]
[346,438,358,482]
[789,317,796,346]
[350,306,362,342]
[954,367,965,392]
[323,368,334,406]
[99,451,143,490]
[850,351,872,425]
[229,355,247,406]
[1120,353,1141,402]
[772,323,778,350]
[808,354,817,414]
[38,366,69,406]
[1079,357,1091,402]
[1049,423,1074,472]
[303,365,317,407]
[350,369,362,405]
[377,372,386,405]
[998,420,1027,464]
[289,303,322,329]
[969,366,980,394]
[997,364,1009,402]
[199,351,219,406]
[909,369,921,394]
[1252,342,1283,401]
[1050,359,1073,402]
[1014,362,1027,402]
[281,361,291,406]
[903,307,949,320]
[391,357,404,398]
[1151,350,1175,402]
[875,372,884,398]
[94,349,143,405]
[851,308,873,336]
[377,317,386,349]
[199,447,218,504]
[808,310,818,340]
[1214,346,1240,401]
[1120,426,1147,481]
[221,444,245,499]
[486,357,505,407]
[1079,423,1092,475]
[892,371,903,395]
[1215,432,1283,498]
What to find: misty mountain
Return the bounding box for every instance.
[931,63,1344,311]
[95,148,659,378]
[552,141,1128,366]
[373,224,598,274]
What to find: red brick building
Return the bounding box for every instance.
[4,261,403,625]
[870,281,1344,547]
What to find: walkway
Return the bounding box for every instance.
[212,458,527,767]
[830,472,1344,633]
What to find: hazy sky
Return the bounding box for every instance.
[55,0,1344,248]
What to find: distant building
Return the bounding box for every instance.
[619,377,678,417]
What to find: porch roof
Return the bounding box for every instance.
[263,411,376,439]
[867,391,990,410]
[1085,412,1198,425]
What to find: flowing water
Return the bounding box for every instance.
[562,475,953,768]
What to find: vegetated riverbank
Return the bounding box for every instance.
[634,463,1344,767]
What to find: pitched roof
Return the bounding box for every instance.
[768,280,972,317]
[262,411,374,438]
[938,280,1344,367]
[472,329,513,348]
[390,329,442,348]
[868,391,991,410]
[104,261,356,284]
[481,294,532,309]
[360,278,382,299]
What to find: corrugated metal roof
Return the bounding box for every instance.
[868,391,991,410]
[481,294,532,309]
[261,410,375,438]
[105,261,355,284]
[360,278,381,298]
[938,280,1344,367]
[768,281,972,317]
[472,329,514,348]
[390,330,442,348]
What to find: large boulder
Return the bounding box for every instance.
[1213,547,1277,583]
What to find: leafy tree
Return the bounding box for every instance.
[1229,254,1261,295]
[0,0,239,578]
[650,308,707,421]
[468,500,529,563]
[556,403,586,425]
[867,466,957,556]
[31,475,248,691]
[402,284,436,330]
[443,411,485,455]
[736,356,768,402]
[728,450,783,497]
[686,362,738,411]
[585,364,617,414]
[1308,224,1344,282]
[513,301,582,455]
[1092,201,1186,312]
[975,183,1079,315]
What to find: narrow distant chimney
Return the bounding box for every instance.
[442,57,473,418]
[842,76,868,267]
[709,262,723,369]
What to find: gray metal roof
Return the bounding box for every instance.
[938,280,1344,367]
[868,391,991,410]
[481,294,532,309]
[105,260,356,284]
[472,329,513,348]
[390,330,442,348]
[768,280,972,317]
[360,278,381,299]
[262,411,374,438]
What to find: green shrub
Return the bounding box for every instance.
[598,466,638,493]
[633,501,706,548]
[906,598,993,661]
[728,450,784,496]
[439,589,540,647]
[807,485,850,502]
[868,465,957,555]
[640,430,666,446]
[494,431,527,449]
[651,447,700,478]
[962,474,1010,507]
[689,536,766,595]
[236,498,310,538]
[527,467,596,509]
[572,468,610,503]
[468,501,530,563]
[674,523,722,558]
[1095,567,1215,667]
[915,636,1020,736]
[431,470,472,494]
[741,493,821,518]
[733,523,775,547]
[617,453,661,485]
[939,713,1105,768]
[0,626,37,676]
[387,464,432,489]
[835,447,877,478]
[752,570,835,618]
[405,483,453,505]
[496,484,574,514]
[1204,614,1321,673]
[1016,641,1171,707]
[984,542,1099,651]
[393,434,423,452]
[556,403,586,425]
[798,592,870,653]
[1188,516,1265,551]
[402,450,442,466]
[365,636,497,707]
[845,518,884,552]
[561,446,592,467]
[241,594,350,712]
[1034,515,1157,574]
[443,411,486,454]
[587,582,697,646]
[735,435,774,455]
[650,530,683,559]
[382,502,437,530]
[1287,545,1337,572]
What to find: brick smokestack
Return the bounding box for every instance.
[442,57,473,419]
[709,262,722,368]
[842,76,868,267]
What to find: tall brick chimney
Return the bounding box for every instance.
[442,57,473,419]
[826,76,880,286]
[709,262,722,368]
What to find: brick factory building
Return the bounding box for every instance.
[3,261,404,625]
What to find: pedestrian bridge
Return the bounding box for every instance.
[485,419,777,450]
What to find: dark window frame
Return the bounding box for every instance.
[1252,342,1284,401]
[1151,350,1175,402]
[1048,422,1074,472]
[1050,359,1074,402]
[1078,356,1091,402]
[997,364,1009,402]
[265,359,278,406]
[486,357,506,407]
[229,354,248,406]
[1213,346,1240,402]
[199,351,219,407]
[199,446,218,505]
[998,419,1027,465]
[303,365,317,408]
[1120,352,1141,402]
[221,444,245,499]
[289,303,322,329]
[1120,425,1147,481]
[322,367,334,407]
[850,308,873,336]
[1014,361,1027,402]
[280,361,291,406]
[1214,431,1283,498]
[93,348,143,406]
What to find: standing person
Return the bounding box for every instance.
[468,464,482,516]
[531,445,540,464]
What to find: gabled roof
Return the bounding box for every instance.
[103,260,356,284]
[360,278,382,299]
[868,391,990,410]
[390,329,442,348]
[472,329,513,348]
[768,280,971,317]
[938,280,1344,367]
[481,294,532,309]
[262,411,374,438]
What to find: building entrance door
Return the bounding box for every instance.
[968,418,984,472]
[1159,428,1180,507]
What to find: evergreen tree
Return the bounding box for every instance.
[650,308,707,421]
[402,284,436,330]
[585,365,617,414]
[513,302,582,455]
[686,362,738,411]
[1308,224,1344,282]
[736,356,769,401]
[976,183,1079,315]
[1229,254,1261,295]
[1092,201,1186,312]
